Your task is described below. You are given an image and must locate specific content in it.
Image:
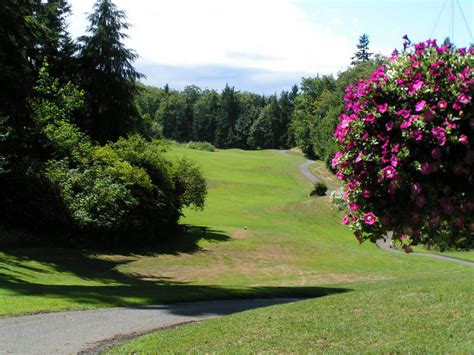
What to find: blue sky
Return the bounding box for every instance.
[68,0,473,94]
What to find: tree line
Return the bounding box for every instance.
[136,84,299,150]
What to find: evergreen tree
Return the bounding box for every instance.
[215,84,240,148]
[0,0,44,167]
[78,0,143,143]
[35,1,73,75]
[351,33,373,65]
[193,90,219,143]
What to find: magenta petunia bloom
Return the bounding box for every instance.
[400,118,413,129]
[421,162,432,175]
[431,126,446,146]
[411,130,423,141]
[457,93,471,105]
[459,135,469,144]
[349,203,359,211]
[364,114,376,123]
[331,151,343,168]
[411,80,424,93]
[445,119,456,129]
[364,212,377,225]
[438,100,448,109]
[382,166,397,179]
[415,100,426,112]
[377,103,388,113]
[396,109,410,118]
[342,215,350,225]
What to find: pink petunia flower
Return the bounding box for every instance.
[396,109,410,118]
[364,212,377,225]
[342,215,350,225]
[411,130,423,141]
[432,126,446,146]
[349,203,359,211]
[457,93,471,105]
[400,118,413,129]
[382,166,397,179]
[415,100,426,112]
[411,182,423,195]
[438,100,448,109]
[385,120,394,131]
[377,103,388,113]
[364,114,376,123]
[459,135,469,145]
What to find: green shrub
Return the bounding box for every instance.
[186,141,216,152]
[2,64,208,247]
[311,182,328,196]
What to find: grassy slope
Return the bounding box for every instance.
[112,273,474,353]
[107,147,473,353]
[1,146,472,351]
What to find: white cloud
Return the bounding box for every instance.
[68,0,355,76]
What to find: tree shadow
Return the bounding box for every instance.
[0,244,351,316]
[94,225,231,257]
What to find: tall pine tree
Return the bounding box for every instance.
[78,0,143,143]
[351,33,373,65]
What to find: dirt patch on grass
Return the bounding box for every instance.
[232,230,250,239]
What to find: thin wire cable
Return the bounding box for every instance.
[456,0,474,41]
[430,0,449,39]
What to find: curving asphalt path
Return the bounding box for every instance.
[298,159,320,184]
[0,298,301,354]
[277,150,321,185]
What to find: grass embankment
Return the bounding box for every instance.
[1,147,472,351]
[111,272,473,353]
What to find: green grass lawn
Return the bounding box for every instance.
[111,272,474,353]
[1,146,473,351]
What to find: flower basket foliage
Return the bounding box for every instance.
[333,38,473,249]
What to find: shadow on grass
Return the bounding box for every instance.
[0,241,351,315]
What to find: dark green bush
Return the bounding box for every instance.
[311,182,328,196]
[186,141,216,152]
[1,64,208,247]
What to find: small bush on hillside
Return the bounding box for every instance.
[186,141,216,152]
[311,182,328,196]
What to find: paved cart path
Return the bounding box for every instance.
[0,298,301,354]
